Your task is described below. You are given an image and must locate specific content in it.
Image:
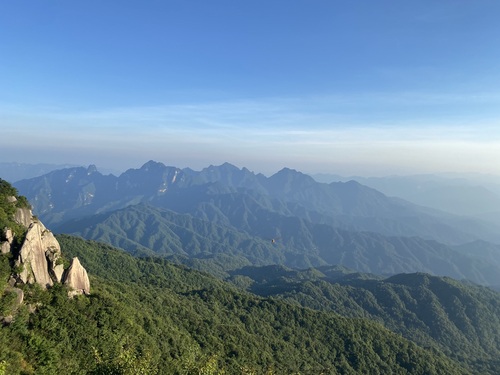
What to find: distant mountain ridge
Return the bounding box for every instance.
[14,161,500,243]
[0,162,80,183]
[11,160,500,286]
[313,172,500,219]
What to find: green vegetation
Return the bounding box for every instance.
[57,202,500,286]
[0,236,469,374]
[2,176,499,373]
[0,179,28,246]
[0,180,18,236]
[229,265,500,374]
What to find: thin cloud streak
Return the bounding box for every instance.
[2,91,500,175]
[4,88,500,128]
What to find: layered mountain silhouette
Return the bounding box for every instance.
[314,172,500,224]
[13,161,500,286]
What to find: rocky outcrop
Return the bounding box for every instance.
[14,206,32,228]
[2,181,90,313]
[63,257,90,297]
[2,203,90,295]
[16,220,64,287]
[1,228,13,254]
[6,196,17,204]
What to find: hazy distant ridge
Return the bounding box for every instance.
[10,161,500,286]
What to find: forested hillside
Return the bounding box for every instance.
[228,265,500,373]
[1,235,470,374]
[57,203,500,286]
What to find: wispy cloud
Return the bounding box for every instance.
[6,90,499,129]
[2,90,500,175]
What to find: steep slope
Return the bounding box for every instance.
[57,203,288,276]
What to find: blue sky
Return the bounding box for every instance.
[1,1,500,176]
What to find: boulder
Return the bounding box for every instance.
[1,228,13,254]
[63,257,90,297]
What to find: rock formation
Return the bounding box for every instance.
[63,257,90,297]
[1,193,90,296]
[16,220,64,287]
[14,206,32,228]
[1,228,13,254]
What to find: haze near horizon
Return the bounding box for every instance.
[1,1,500,177]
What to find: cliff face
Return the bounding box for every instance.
[14,206,32,228]
[1,195,90,296]
[16,219,64,287]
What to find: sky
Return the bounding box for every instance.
[1,1,500,176]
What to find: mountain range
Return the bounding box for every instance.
[2,172,500,373]
[11,160,500,287]
[0,162,79,183]
[313,172,500,224]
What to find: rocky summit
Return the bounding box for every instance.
[1,189,90,296]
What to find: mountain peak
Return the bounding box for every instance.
[220,162,239,170]
[140,160,166,171]
[270,167,316,184]
[276,167,297,174]
[204,162,240,173]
